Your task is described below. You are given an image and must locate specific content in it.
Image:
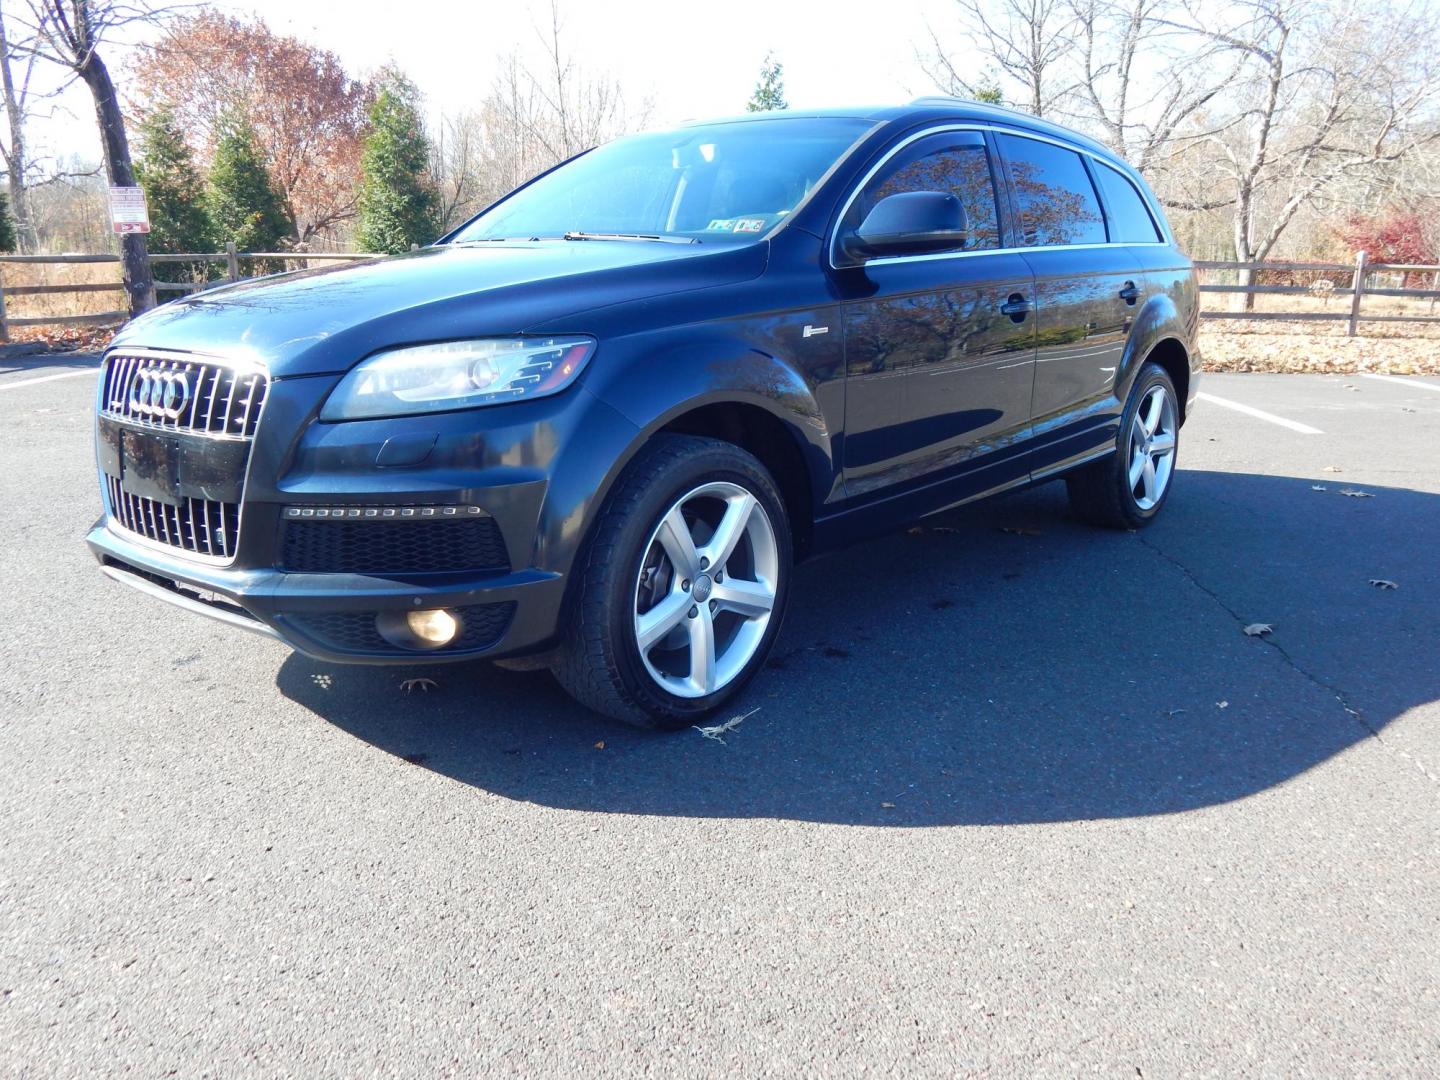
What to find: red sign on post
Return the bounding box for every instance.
[109,186,151,234]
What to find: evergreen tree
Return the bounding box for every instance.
[135,105,215,282]
[0,191,15,254]
[354,72,440,255]
[747,54,788,112]
[206,112,291,269]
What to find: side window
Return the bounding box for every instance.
[1094,162,1163,243]
[841,131,1001,253]
[996,134,1106,247]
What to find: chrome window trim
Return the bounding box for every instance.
[96,345,271,568]
[827,121,1173,271]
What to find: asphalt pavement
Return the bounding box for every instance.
[2,357,1437,1075]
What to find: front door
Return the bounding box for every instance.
[837,129,1037,503]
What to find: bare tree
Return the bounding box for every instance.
[0,9,40,250]
[1163,0,1440,294]
[433,6,652,233]
[1066,0,1244,173]
[922,0,1081,116]
[18,1,159,314]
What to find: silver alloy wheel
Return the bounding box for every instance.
[632,481,779,699]
[1128,383,1178,510]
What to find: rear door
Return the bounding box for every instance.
[994,132,1144,476]
[837,129,1036,503]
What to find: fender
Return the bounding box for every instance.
[583,333,838,516]
[1116,289,1194,406]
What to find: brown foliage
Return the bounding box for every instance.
[131,11,373,244]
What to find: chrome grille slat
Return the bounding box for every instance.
[100,352,265,438]
[100,352,265,561]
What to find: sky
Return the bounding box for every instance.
[31,0,966,168]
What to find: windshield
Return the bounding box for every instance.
[448,117,874,245]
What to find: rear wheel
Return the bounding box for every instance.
[1067,361,1179,529]
[551,435,791,728]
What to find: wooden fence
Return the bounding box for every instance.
[5,245,1440,342]
[0,243,373,342]
[1197,252,1440,335]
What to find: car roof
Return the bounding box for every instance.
[677,99,1124,169]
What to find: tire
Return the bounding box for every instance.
[1066,361,1180,529]
[551,434,792,729]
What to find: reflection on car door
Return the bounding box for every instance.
[837,130,1037,503]
[994,132,1144,475]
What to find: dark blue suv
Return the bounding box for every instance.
[88,97,1200,728]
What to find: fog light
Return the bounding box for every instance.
[408,608,458,645]
[376,607,461,650]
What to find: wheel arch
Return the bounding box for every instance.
[1120,292,1195,423]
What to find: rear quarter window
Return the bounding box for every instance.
[1094,162,1163,243]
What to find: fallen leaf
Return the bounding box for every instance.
[1368,579,1398,590]
[1243,623,1273,637]
[693,706,760,744]
[1339,489,1374,498]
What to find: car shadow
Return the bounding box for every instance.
[275,468,1439,826]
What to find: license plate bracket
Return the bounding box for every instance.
[97,418,247,505]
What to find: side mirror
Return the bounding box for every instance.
[841,191,969,263]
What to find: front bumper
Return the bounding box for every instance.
[87,367,642,664]
[87,523,568,664]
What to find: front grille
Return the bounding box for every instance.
[289,602,516,654]
[100,351,267,438]
[105,476,240,559]
[280,517,510,575]
[99,351,267,561]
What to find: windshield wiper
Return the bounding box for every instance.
[561,231,698,245]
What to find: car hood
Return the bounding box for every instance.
[110,241,767,377]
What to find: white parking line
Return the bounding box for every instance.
[1196,391,1324,435]
[1360,373,1440,393]
[0,368,99,391]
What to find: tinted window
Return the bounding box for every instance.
[842,131,1001,253]
[1094,162,1162,243]
[996,134,1105,246]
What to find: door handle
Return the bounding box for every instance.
[1000,293,1033,322]
[1119,281,1140,305]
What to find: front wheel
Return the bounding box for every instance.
[1067,361,1179,529]
[551,434,791,728]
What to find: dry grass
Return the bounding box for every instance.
[0,261,126,320]
[1200,322,1440,375]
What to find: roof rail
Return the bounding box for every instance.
[910,95,1033,118]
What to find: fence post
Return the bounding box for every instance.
[0,268,8,344]
[1347,250,1367,337]
[225,241,239,283]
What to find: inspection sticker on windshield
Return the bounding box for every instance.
[705,219,736,231]
[733,218,766,233]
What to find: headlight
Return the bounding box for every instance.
[320,336,596,420]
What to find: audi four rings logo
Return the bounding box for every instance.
[127,369,192,419]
